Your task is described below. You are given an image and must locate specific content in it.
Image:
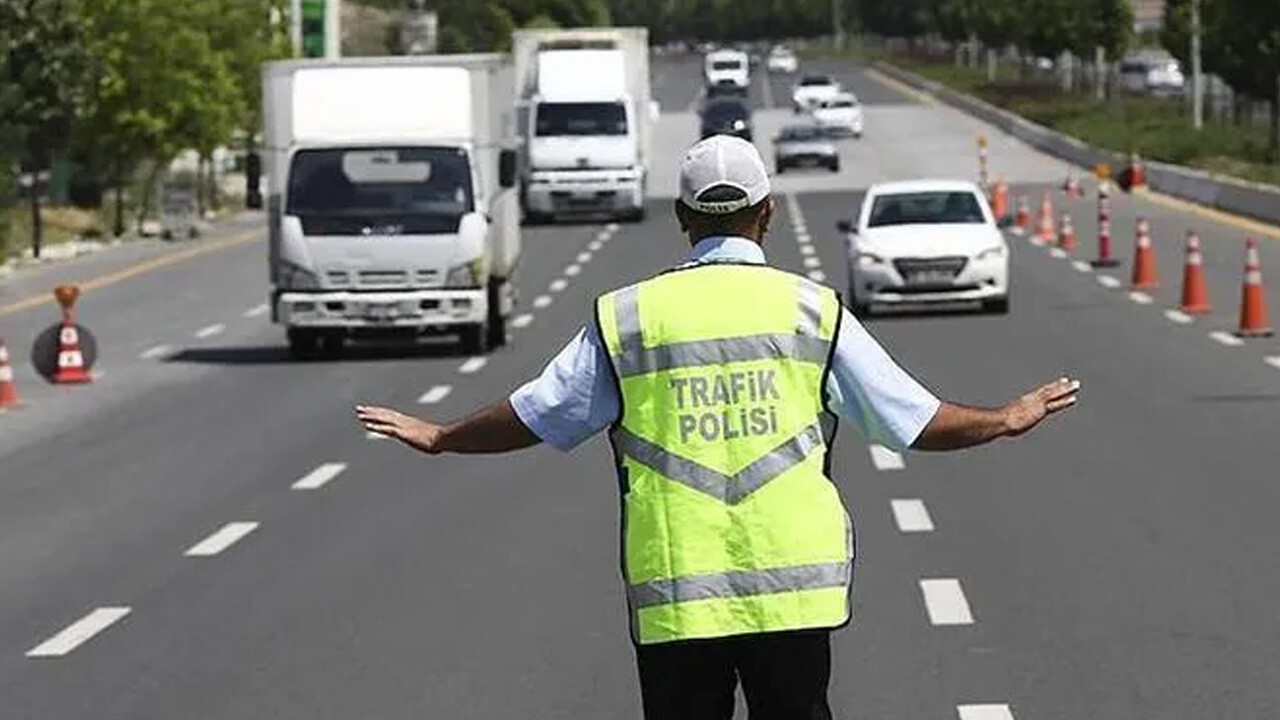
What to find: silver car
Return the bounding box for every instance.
[772,123,839,174]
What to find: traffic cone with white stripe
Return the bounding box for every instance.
[1057,212,1077,253]
[0,339,21,410]
[1235,237,1273,337]
[1036,192,1056,245]
[1015,195,1031,234]
[1062,169,1083,197]
[1130,217,1159,290]
[53,320,92,384]
[1178,231,1211,314]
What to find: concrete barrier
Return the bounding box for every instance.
[875,61,1280,227]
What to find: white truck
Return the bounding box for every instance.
[260,55,521,358]
[513,27,656,224]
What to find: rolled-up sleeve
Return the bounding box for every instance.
[824,309,941,450]
[509,325,620,451]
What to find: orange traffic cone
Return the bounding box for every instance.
[53,320,92,384]
[1127,152,1146,190]
[1236,237,1274,337]
[1058,213,1077,252]
[1130,217,1159,290]
[1037,192,1056,244]
[1178,231,1211,314]
[991,179,1009,223]
[1015,195,1031,231]
[0,339,21,410]
[1062,170,1083,197]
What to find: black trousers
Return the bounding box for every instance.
[633,629,834,720]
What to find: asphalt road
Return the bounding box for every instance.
[2,54,1280,719]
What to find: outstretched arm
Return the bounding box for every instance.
[911,377,1080,451]
[355,400,541,455]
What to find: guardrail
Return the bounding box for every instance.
[873,61,1280,227]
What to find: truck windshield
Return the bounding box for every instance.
[286,146,474,235]
[711,60,742,71]
[535,102,628,137]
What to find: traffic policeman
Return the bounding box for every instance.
[356,135,1080,720]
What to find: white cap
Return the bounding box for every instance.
[678,135,771,215]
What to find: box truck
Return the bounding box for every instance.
[260,55,520,357]
[513,28,657,224]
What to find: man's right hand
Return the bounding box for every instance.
[355,405,444,453]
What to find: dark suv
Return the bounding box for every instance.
[699,99,753,142]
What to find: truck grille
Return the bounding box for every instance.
[357,270,409,286]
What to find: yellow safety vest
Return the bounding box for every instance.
[596,262,853,645]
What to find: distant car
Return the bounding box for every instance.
[792,74,841,113]
[766,46,799,74]
[839,179,1009,316]
[773,123,839,174]
[700,99,753,141]
[810,92,863,138]
[705,49,750,91]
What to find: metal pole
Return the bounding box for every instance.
[1191,0,1203,130]
[289,0,302,57]
[831,0,843,52]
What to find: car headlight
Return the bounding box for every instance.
[279,260,319,290]
[855,252,885,267]
[976,246,1006,261]
[445,258,485,289]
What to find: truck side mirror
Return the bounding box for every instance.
[245,152,263,210]
[836,220,854,233]
[498,149,518,189]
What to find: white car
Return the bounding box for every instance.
[810,93,863,138]
[839,180,1009,316]
[705,49,750,91]
[791,74,841,113]
[766,47,798,74]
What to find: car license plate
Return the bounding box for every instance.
[363,302,399,322]
[906,270,953,285]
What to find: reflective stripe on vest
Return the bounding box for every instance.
[597,264,852,645]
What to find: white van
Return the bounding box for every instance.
[705,49,750,91]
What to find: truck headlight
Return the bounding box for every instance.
[445,258,485,289]
[279,260,319,290]
[976,246,1006,261]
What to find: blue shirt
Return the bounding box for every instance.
[510,236,941,452]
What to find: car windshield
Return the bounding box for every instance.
[286,146,474,235]
[535,102,628,137]
[868,191,986,227]
[712,60,742,71]
[780,125,824,141]
[800,76,833,87]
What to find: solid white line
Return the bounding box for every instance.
[1048,247,1067,259]
[533,295,552,309]
[803,256,822,269]
[1209,330,1244,347]
[1097,275,1122,288]
[27,607,132,657]
[920,578,975,625]
[1265,356,1280,369]
[292,462,347,490]
[1164,309,1194,325]
[243,303,269,318]
[868,444,905,471]
[511,313,534,329]
[194,323,225,339]
[957,704,1015,720]
[588,240,604,252]
[807,270,827,282]
[418,384,452,404]
[184,521,259,557]
[564,264,581,277]
[1071,260,1093,273]
[550,279,568,292]
[799,244,816,256]
[890,499,935,533]
[139,344,173,360]
[459,356,487,374]
[1128,291,1153,305]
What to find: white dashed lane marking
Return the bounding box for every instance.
[550,279,568,293]
[292,462,347,490]
[1128,291,1153,305]
[1097,275,1122,288]
[1163,309,1193,325]
[139,344,173,360]
[807,270,827,282]
[533,295,552,309]
[27,607,131,658]
[868,444,905,471]
[243,303,270,318]
[512,313,534,329]
[564,264,582,277]
[802,257,822,269]
[799,245,816,257]
[576,252,592,263]
[184,521,259,557]
[606,223,619,233]
[459,357,487,374]
[957,704,1016,720]
[1071,260,1093,273]
[920,578,975,625]
[1209,330,1244,347]
[588,240,604,252]
[194,323,225,339]
[890,499,935,533]
[796,231,811,244]
[1048,247,1067,259]
[418,384,452,404]
[1266,356,1280,369]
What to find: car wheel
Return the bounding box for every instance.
[828,159,840,173]
[458,322,491,356]
[287,328,320,360]
[486,279,507,349]
[849,299,872,318]
[775,163,786,175]
[983,297,1010,315]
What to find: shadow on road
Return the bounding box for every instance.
[163,340,467,365]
